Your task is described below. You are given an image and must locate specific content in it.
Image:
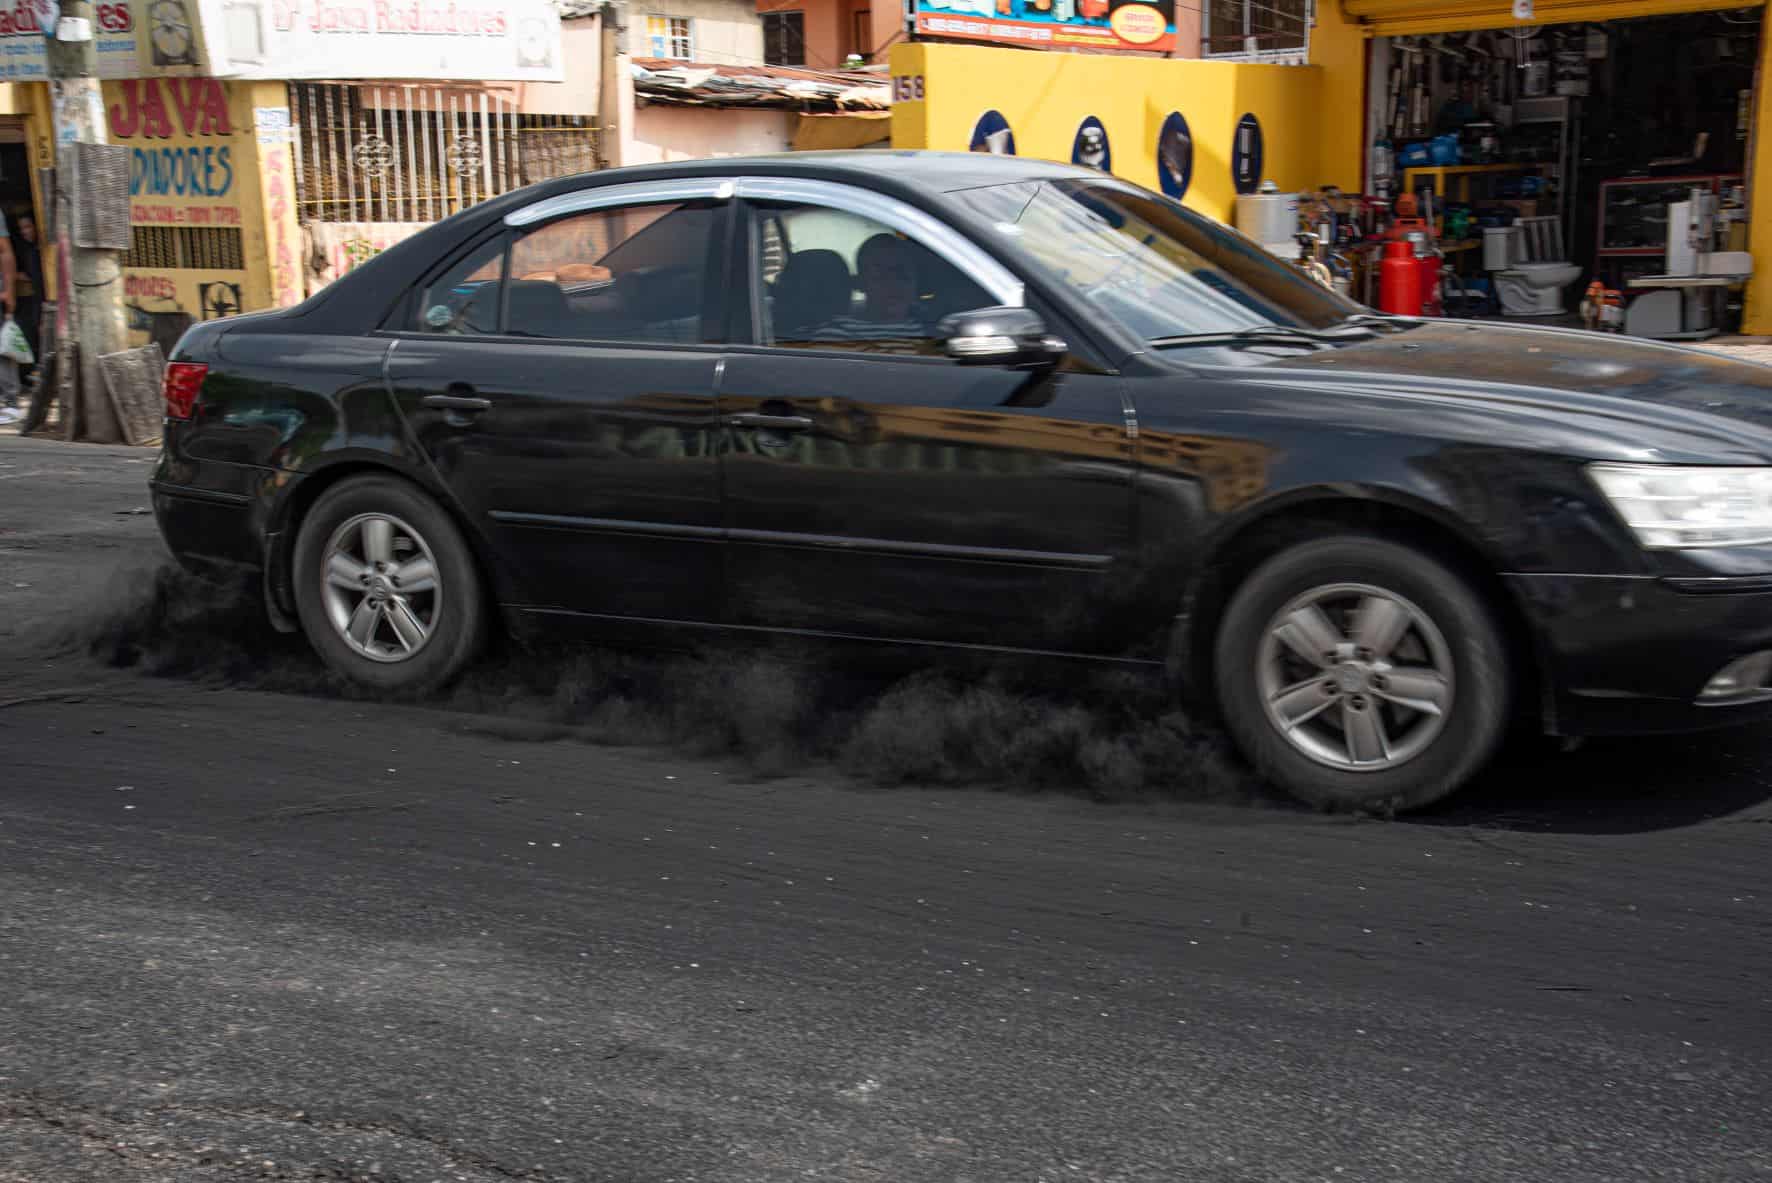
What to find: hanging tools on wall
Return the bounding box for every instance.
[1410,43,1431,137]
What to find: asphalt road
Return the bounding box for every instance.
[3,432,1771,1182]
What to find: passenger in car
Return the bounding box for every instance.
[808,234,936,349]
[857,234,921,324]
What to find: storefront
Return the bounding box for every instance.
[892,0,1772,334]
[0,0,567,350]
[0,79,300,356]
[1353,2,1766,334]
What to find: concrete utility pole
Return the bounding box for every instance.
[596,0,627,172]
[45,0,126,442]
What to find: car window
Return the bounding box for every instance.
[508,200,723,343]
[950,179,1360,339]
[416,200,724,343]
[750,200,993,357]
[416,236,505,335]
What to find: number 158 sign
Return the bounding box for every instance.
[892,75,925,103]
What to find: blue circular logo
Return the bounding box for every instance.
[1157,112,1193,200]
[969,110,1017,156]
[1231,113,1264,195]
[1071,116,1112,173]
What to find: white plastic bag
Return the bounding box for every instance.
[0,316,32,365]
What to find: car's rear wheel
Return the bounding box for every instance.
[292,475,485,693]
[1214,535,1509,812]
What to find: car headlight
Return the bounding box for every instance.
[1588,464,1772,548]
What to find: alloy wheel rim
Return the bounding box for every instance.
[1255,582,1455,772]
[320,512,443,663]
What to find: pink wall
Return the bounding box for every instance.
[1170,3,1199,57]
[628,104,798,164]
[864,0,902,61]
[517,18,604,114]
[758,0,901,68]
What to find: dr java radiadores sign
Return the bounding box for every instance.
[913,0,1175,53]
[204,0,564,81]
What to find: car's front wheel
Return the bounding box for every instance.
[1214,535,1510,812]
[291,475,486,694]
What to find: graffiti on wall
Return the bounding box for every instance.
[198,281,243,318]
[304,221,430,296]
[124,272,232,353]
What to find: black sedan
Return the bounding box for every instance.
[152,152,1772,811]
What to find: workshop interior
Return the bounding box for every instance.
[1234,9,1761,339]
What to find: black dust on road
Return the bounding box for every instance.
[67,561,1256,805]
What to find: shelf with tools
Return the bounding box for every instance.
[1398,162,1558,206]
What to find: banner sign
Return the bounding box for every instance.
[204,0,563,81]
[913,0,1175,53]
[0,0,561,81]
[0,0,143,80]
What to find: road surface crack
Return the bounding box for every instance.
[0,686,100,710]
[244,793,422,822]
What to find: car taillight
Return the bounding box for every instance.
[162,362,208,420]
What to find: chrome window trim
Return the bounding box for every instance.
[735,176,1024,307]
[503,174,1025,308]
[503,178,736,227]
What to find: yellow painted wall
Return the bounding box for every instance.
[244,80,303,313]
[889,41,1327,224]
[1308,0,1367,196]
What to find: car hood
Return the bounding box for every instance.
[1244,321,1772,463]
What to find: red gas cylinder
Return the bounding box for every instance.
[1418,253,1443,317]
[1379,241,1422,316]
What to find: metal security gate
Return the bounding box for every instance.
[291,83,600,224]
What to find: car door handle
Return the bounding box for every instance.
[726,412,813,432]
[422,394,492,413]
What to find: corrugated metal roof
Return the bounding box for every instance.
[630,58,890,111]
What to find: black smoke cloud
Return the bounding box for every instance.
[61,563,1259,805]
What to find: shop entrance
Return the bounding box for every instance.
[0,117,45,369]
[1363,8,1761,335]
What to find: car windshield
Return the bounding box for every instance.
[949,178,1366,341]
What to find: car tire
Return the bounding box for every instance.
[291,474,486,694]
[1214,535,1509,813]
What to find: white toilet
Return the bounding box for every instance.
[1486,218,1582,317]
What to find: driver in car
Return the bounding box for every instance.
[810,233,935,350]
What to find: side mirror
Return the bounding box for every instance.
[938,306,1067,367]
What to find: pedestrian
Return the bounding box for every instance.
[0,210,17,425]
[13,211,43,387]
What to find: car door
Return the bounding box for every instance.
[384,179,732,622]
[716,178,1137,654]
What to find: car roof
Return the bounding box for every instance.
[286,151,1100,332]
[580,150,1100,193]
